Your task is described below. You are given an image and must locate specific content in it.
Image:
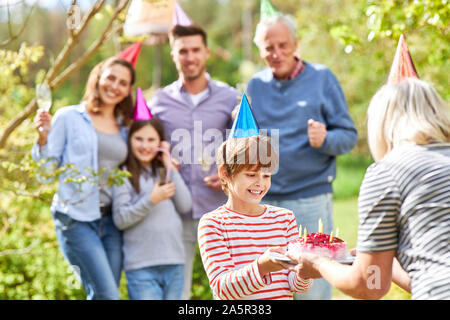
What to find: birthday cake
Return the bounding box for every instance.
[287,232,348,260]
[287,218,348,260]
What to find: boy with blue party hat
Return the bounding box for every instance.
[197,94,312,300]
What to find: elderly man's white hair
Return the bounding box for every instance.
[253,14,298,49]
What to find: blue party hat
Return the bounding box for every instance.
[229,93,260,139]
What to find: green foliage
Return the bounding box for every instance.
[0,44,44,119]
[191,247,213,300]
[333,153,373,200]
[0,41,129,300]
[362,0,449,99]
[0,197,86,300]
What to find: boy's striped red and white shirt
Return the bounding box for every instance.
[198,204,312,300]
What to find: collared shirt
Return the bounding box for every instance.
[273,56,305,81]
[149,75,238,219]
[31,101,128,222]
[288,56,305,80]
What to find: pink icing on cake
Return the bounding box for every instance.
[287,232,348,260]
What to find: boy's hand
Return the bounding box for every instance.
[257,247,288,277]
[149,182,175,204]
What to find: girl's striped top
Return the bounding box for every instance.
[357,143,450,300]
[198,204,312,300]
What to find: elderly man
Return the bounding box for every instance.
[247,13,358,300]
[149,24,238,300]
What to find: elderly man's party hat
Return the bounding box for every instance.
[260,0,280,20]
[173,1,192,26]
[229,93,260,139]
[387,34,419,84]
[117,41,142,69]
[133,87,153,121]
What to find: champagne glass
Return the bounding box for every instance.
[199,142,218,187]
[236,82,247,101]
[35,83,52,132]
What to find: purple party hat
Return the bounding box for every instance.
[173,1,192,26]
[133,87,153,121]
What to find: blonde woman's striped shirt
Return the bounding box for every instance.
[198,205,312,300]
[357,143,450,300]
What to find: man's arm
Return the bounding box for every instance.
[315,72,358,155]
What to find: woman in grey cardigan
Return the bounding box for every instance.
[112,118,192,300]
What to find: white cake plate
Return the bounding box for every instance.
[270,252,355,265]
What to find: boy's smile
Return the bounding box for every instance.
[225,167,271,215]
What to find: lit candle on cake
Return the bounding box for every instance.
[318,218,323,234]
[303,227,307,242]
[298,225,302,238]
[330,231,334,243]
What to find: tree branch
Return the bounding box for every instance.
[45,0,106,83]
[51,1,130,88]
[0,1,36,48]
[0,239,41,258]
[0,0,131,149]
[0,98,37,149]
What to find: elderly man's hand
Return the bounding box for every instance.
[285,251,323,279]
[307,119,327,148]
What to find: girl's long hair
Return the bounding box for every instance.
[82,57,136,127]
[123,119,166,193]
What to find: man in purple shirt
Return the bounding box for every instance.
[149,24,238,300]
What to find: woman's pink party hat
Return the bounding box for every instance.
[387,34,419,84]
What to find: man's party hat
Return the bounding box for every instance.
[260,0,280,20]
[229,93,260,139]
[173,1,192,26]
[387,34,419,84]
[133,87,153,121]
[117,41,142,69]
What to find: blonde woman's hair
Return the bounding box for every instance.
[216,135,279,195]
[367,78,450,161]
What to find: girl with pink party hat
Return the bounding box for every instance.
[112,88,192,300]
